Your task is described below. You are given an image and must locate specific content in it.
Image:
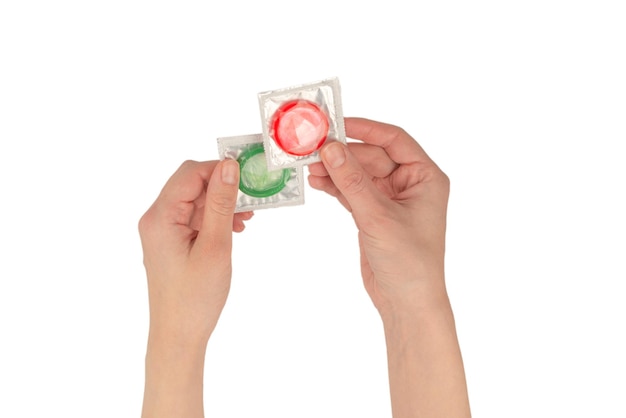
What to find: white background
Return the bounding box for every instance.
[1,1,625,417]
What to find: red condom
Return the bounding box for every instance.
[270,100,330,156]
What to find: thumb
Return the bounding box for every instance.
[320,141,388,221]
[194,159,240,256]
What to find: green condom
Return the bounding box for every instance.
[237,143,291,198]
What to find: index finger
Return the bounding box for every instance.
[345,117,433,165]
[309,143,398,179]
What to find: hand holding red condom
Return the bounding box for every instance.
[308,117,451,315]
[308,117,469,418]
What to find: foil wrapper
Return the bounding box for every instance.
[217,133,304,212]
[258,77,346,171]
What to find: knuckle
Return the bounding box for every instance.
[386,126,409,145]
[208,192,235,217]
[395,127,409,138]
[438,169,450,187]
[424,163,449,184]
[437,169,451,194]
[137,210,154,236]
[179,159,198,170]
[340,170,367,195]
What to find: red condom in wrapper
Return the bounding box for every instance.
[258,77,346,170]
[270,100,330,156]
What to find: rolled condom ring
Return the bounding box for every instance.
[237,143,291,198]
[270,100,330,156]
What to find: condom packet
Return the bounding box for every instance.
[258,77,346,171]
[217,133,305,212]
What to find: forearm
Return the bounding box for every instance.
[142,332,208,418]
[382,287,470,418]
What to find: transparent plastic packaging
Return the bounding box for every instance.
[258,77,346,170]
[217,133,304,212]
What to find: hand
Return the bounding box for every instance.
[138,159,252,417]
[309,119,470,418]
[308,117,450,317]
[139,159,252,341]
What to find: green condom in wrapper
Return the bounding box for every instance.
[217,134,304,212]
[238,143,290,198]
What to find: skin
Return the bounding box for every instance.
[138,117,470,418]
[309,118,471,418]
[138,159,252,418]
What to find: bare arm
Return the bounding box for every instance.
[383,289,469,418]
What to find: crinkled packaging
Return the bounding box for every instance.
[258,77,346,171]
[217,134,304,212]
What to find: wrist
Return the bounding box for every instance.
[147,302,221,348]
[147,322,211,355]
[374,272,451,324]
[380,296,454,336]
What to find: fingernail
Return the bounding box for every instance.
[221,160,239,185]
[322,142,346,169]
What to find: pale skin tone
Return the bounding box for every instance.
[139,117,471,417]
